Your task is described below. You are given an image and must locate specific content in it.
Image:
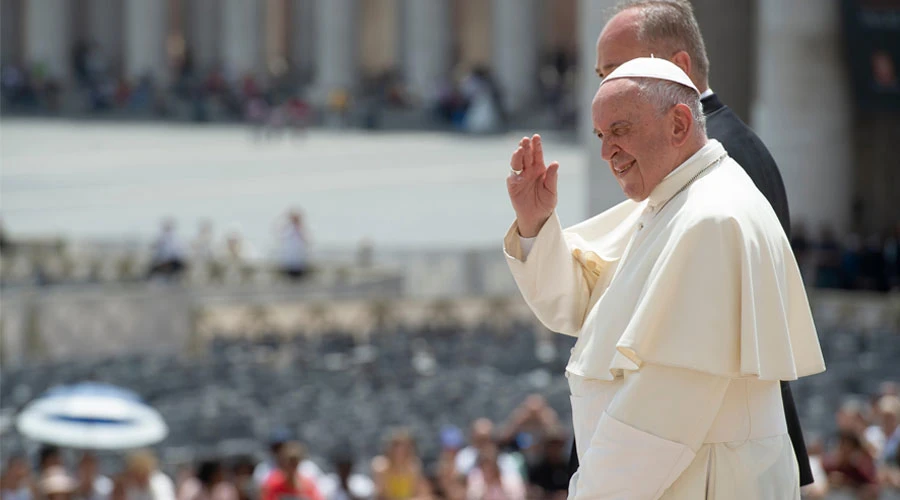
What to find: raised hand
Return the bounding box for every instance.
[507,134,560,237]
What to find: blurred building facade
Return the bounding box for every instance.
[1,0,897,234]
[0,0,579,111]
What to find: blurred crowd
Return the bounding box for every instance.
[805,383,900,499]
[3,387,899,500]
[1,396,574,500]
[792,222,900,293]
[1,43,578,134]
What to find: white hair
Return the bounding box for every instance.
[632,77,706,135]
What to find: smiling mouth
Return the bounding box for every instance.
[614,161,635,175]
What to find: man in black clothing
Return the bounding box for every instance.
[568,0,813,487]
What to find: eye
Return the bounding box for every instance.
[596,132,603,140]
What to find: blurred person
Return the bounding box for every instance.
[230,458,257,500]
[253,429,324,488]
[40,467,78,500]
[859,234,887,291]
[840,233,863,290]
[177,461,237,500]
[1,454,34,500]
[148,218,187,279]
[585,0,814,491]
[464,447,525,500]
[524,430,569,500]
[276,210,311,280]
[454,420,518,479]
[260,442,322,500]
[815,225,843,289]
[74,453,113,500]
[433,427,466,500]
[836,399,878,456]
[460,67,503,134]
[116,450,176,500]
[885,223,900,290]
[39,446,64,472]
[220,226,260,264]
[822,431,879,499]
[371,429,426,500]
[318,454,374,500]
[497,395,560,461]
[191,221,215,263]
[0,216,13,253]
[878,396,900,468]
[504,58,823,497]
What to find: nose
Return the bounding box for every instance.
[600,138,617,162]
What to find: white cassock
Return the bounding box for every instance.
[503,139,825,499]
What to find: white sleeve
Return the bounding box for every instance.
[503,212,591,336]
[569,364,730,500]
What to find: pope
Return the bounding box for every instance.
[503,58,825,499]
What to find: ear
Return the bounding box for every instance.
[670,104,693,147]
[670,51,693,81]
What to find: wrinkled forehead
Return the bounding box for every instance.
[592,79,645,126]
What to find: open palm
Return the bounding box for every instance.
[507,134,560,237]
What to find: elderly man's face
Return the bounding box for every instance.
[592,80,675,201]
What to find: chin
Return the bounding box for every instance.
[619,184,644,202]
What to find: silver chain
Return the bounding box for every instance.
[654,152,728,216]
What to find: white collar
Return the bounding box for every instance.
[700,88,714,99]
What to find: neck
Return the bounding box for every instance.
[668,136,709,174]
[696,80,710,94]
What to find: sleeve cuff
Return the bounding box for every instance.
[518,235,536,258]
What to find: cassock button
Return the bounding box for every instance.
[638,222,644,230]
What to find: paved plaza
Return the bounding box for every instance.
[1,119,590,256]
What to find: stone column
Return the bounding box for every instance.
[187,0,220,73]
[24,0,71,79]
[580,0,623,217]
[124,0,168,82]
[221,0,263,78]
[290,0,316,82]
[689,0,755,121]
[752,0,851,232]
[402,0,452,104]
[313,0,358,100]
[491,0,540,115]
[1,0,25,66]
[85,0,123,59]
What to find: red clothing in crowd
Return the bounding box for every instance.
[261,470,323,500]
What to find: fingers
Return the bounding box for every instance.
[544,161,560,194]
[532,134,545,170]
[510,145,524,173]
[522,137,535,173]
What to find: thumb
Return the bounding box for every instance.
[545,161,560,193]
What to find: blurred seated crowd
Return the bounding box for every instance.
[804,385,900,499]
[791,222,900,293]
[2,389,898,500]
[1,316,897,500]
[0,44,578,134]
